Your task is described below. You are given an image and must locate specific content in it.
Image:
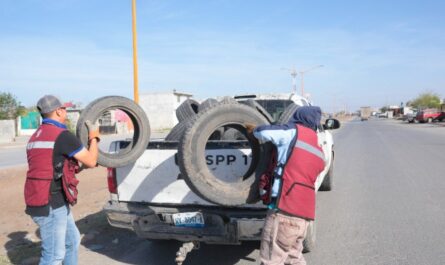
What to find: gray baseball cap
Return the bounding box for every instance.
[36,95,66,114]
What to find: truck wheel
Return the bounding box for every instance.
[277,103,299,124]
[319,151,334,191]
[178,102,272,205]
[242,99,274,124]
[303,220,316,253]
[176,99,200,122]
[76,96,150,167]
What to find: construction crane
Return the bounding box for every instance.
[282,65,324,97]
[281,66,298,95]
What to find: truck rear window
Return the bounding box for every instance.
[254,99,294,121]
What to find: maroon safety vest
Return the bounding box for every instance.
[24,123,79,207]
[276,124,325,220]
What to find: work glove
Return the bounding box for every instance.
[85,120,100,142]
[244,122,256,135]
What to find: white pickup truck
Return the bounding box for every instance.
[102,93,339,264]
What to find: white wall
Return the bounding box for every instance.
[139,92,192,131]
[0,120,16,143]
[139,93,175,130]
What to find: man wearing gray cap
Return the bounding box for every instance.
[24,95,99,265]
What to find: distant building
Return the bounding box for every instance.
[139,90,193,131]
[97,109,134,134]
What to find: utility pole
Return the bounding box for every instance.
[131,0,139,103]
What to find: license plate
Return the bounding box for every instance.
[172,212,205,228]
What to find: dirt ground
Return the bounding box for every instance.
[0,165,117,265]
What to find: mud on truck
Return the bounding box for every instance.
[75,93,340,264]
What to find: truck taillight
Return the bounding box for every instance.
[107,168,118,194]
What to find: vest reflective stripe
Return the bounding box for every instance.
[26,141,55,150]
[295,140,325,161]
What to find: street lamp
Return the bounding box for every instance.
[299,65,323,98]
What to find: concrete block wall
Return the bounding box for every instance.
[0,120,15,143]
[139,92,192,131]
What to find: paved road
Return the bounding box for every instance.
[0,145,27,168]
[305,119,445,265]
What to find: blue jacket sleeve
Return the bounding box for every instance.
[253,124,295,147]
[253,124,296,165]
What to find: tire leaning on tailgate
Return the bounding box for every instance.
[277,103,299,124]
[76,96,150,168]
[165,98,222,141]
[178,102,272,205]
[243,99,275,124]
[176,99,200,122]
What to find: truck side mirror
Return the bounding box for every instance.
[323,118,340,130]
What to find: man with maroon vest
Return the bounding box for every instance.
[24,95,99,265]
[249,106,325,265]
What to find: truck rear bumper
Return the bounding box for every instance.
[103,200,267,244]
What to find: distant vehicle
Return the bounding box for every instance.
[360,106,372,121]
[416,109,441,123]
[403,110,418,123]
[377,112,390,118]
[435,111,445,122]
[404,112,417,123]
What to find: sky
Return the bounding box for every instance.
[1,0,444,112]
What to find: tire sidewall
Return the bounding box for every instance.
[178,103,271,205]
[76,96,150,167]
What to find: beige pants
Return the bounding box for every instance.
[260,211,309,265]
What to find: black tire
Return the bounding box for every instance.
[165,120,189,141]
[208,127,225,140]
[198,98,219,112]
[167,98,223,141]
[176,99,200,122]
[221,128,246,140]
[178,102,272,205]
[303,220,316,253]
[319,151,334,191]
[277,103,299,124]
[243,99,274,124]
[199,98,224,140]
[76,96,150,167]
[219,96,237,104]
